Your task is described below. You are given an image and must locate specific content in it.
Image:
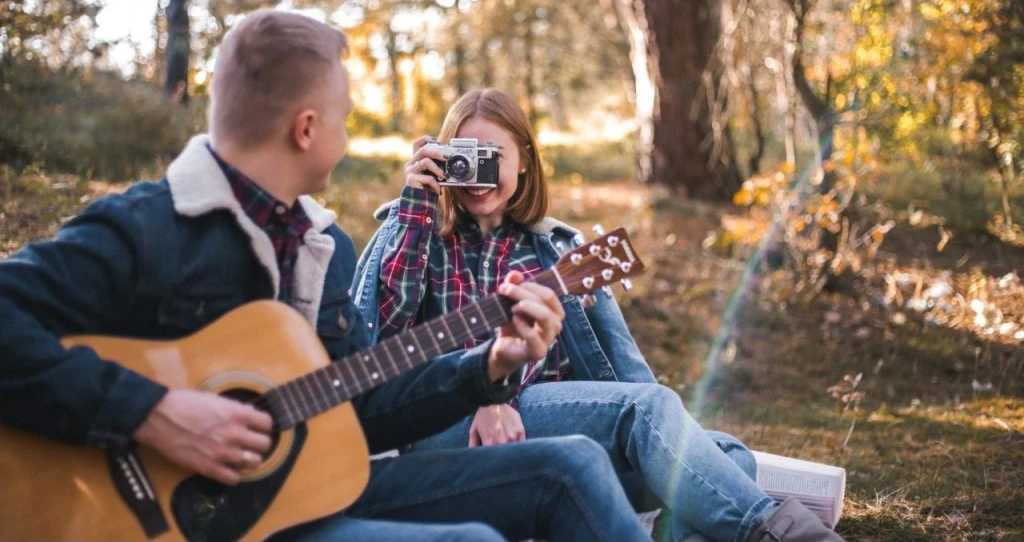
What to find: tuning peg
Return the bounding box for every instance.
[619,261,632,273]
[592,224,606,236]
[555,241,568,255]
[607,235,619,247]
[601,269,614,280]
[570,253,583,265]
[583,276,595,289]
[573,233,586,245]
[621,279,633,291]
[601,285,614,298]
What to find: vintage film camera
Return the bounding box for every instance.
[423,137,500,188]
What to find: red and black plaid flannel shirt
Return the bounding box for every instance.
[378,186,572,406]
[209,146,312,306]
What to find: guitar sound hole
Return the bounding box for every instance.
[220,388,280,458]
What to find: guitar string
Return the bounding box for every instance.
[249,298,513,429]
[244,263,577,428]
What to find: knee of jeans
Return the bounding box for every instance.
[450,522,506,542]
[706,430,757,480]
[636,383,683,413]
[546,435,610,475]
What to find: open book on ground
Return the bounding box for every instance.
[752,450,846,528]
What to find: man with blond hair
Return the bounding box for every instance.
[0,9,650,542]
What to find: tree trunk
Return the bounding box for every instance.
[152,0,165,83]
[630,0,741,199]
[386,25,403,132]
[523,8,538,130]
[164,0,189,103]
[614,0,655,185]
[782,13,797,166]
[453,40,467,95]
[748,71,766,175]
[790,2,835,194]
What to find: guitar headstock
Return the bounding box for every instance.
[553,227,645,296]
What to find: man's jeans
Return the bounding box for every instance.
[273,436,650,542]
[411,382,780,542]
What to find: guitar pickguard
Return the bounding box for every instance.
[170,424,308,542]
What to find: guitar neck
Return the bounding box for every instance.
[267,270,565,429]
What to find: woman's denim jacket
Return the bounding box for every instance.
[354,200,657,384]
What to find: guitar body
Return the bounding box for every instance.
[0,301,370,541]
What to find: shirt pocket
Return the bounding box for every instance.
[316,290,362,358]
[157,289,245,333]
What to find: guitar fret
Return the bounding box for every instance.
[424,321,443,354]
[471,303,489,337]
[378,338,402,376]
[296,376,321,419]
[338,358,362,398]
[392,335,417,371]
[439,316,457,349]
[481,299,505,327]
[324,363,351,402]
[454,309,472,345]
[278,382,307,425]
[495,297,512,321]
[309,372,334,411]
[350,350,374,386]
[408,328,430,361]
[372,342,395,381]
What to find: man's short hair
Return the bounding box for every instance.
[209,10,348,146]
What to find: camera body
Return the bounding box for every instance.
[423,137,500,188]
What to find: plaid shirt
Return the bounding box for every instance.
[209,146,312,306]
[379,186,572,404]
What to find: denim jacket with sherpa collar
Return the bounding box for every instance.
[353,199,657,385]
[0,135,513,454]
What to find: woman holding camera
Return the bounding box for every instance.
[353,89,843,542]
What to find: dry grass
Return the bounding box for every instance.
[2,164,1022,541]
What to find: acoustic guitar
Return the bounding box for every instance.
[0,228,644,541]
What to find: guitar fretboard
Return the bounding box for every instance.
[265,270,563,429]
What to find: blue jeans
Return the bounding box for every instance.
[411,382,780,542]
[274,436,650,542]
[277,517,505,541]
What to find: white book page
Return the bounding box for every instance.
[752,451,847,528]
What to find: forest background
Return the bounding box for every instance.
[1,0,1022,539]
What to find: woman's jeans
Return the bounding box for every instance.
[411,382,779,542]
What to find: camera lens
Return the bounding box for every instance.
[446,155,473,181]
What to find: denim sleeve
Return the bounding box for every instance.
[587,293,658,384]
[0,199,168,447]
[351,340,520,453]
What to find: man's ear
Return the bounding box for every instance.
[291,109,317,151]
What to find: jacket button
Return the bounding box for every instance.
[336,309,348,331]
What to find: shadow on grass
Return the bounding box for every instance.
[877,221,1024,278]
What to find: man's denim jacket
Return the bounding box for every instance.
[0,135,512,454]
[353,200,658,385]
